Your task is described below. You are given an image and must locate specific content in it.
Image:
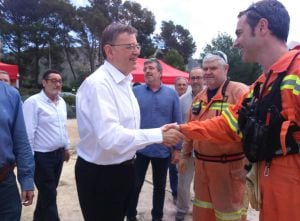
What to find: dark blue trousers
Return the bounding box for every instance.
[169,162,178,199]
[33,148,64,221]
[75,156,135,221]
[126,153,170,220]
[0,172,21,221]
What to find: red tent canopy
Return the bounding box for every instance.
[132,58,189,84]
[0,62,19,81]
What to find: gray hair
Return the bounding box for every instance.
[203,51,228,65]
[101,22,138,59]
[144,58,163,72]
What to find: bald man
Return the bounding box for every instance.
[175,77,188,97]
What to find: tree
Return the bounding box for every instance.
[159,20,196,64]
[76,5,108,72]
[201,33,261,85]
[119,1,156,58]
[41,0,78,79]
[0,0,80,85]
[163,49,185,71]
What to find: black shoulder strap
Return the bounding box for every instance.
[221,79,230,98]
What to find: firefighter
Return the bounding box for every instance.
[169,1,300,221]
[178,51,248,221]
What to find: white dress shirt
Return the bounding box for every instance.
[76,61,163,165]
[23,90,69,152]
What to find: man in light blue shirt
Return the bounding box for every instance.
[0,82,35,221]
[126,58,182,221]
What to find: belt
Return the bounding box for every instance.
[0,163,15,182]
[119,158,135,166]
[35,147,64,156]
[194,150,245,163]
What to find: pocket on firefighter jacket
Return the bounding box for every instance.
[242,117,270,163]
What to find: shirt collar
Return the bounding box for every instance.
[269,50,299,74]
[40,90,61,103]
[104,60,133,84]
[259,50,300,86]
[146,83,163,92]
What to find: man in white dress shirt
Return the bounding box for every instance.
[75,22,183,221]
[23,70,70,221]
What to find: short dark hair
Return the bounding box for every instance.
[42,70,61,80]
[101,22,138,59]
[144,58,163,72]
[238,0,289,42]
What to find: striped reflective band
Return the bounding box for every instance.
[193,198,213,209]
[215,207,247,221]
[203,102,229,110]
[192,101,200,107]
[246,88,254,98]
[281,74,300,95]
[222,109,242,138]
[193,198,247,221]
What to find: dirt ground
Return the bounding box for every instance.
[21,119,259,221]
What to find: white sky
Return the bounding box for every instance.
[71,0,300,58]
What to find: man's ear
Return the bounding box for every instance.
[42,79,46,88]
[103,44,113,59]
[224,63,230,72]
[257,18,269,35]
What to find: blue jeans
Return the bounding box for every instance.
[169,162,178,199]
[126,153,170,220]
[0,172,21,221]
[33,149,64,221]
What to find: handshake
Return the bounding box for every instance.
[160,123,184,147]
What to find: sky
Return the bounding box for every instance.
[71,0,300,58]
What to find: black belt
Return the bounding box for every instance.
[119,158,135,166]
[194,150,245,163]
[0,163,15,182]
[35,147,64,156]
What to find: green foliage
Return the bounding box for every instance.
[70,69,89,91]
[120,1,156,58]
[201,33,261,85]
[0,0,79,86]
[0,0,199,87]
[62,95,76,106]
[163,49,185,71]
[159,21,196,64]
[19,87,40,97]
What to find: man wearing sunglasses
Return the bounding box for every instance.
[23,70,70,221]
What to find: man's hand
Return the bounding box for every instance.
[161,123,180,132]
[171,149,180,164]
[21,190,34,206]
[64,149,70,162]
[162,128,184,147]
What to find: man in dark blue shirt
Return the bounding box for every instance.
[126,58,182,221]
[0,82,35,220]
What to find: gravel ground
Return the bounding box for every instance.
[21,119,259,221]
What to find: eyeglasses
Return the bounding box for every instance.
[110,43,141,51]
[190,76,203,81]
[46,78,62,84]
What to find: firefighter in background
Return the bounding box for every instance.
[178,51,248,221]
[170,1,300,221]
